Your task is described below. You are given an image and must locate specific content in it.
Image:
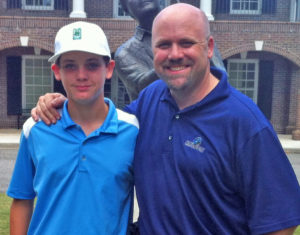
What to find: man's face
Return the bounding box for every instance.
[152,13,214,95]
[125,0,161,21]
[52,51,114,105]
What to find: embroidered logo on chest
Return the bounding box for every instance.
[184,137,206,153]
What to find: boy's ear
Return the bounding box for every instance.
[51,64,61,81]
[105,60,115,80]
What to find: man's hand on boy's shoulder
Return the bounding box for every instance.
[31,93,66,125]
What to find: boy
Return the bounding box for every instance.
[7,21,139,234]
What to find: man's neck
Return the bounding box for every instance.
[67,98,109,136]
[172,73,219,110]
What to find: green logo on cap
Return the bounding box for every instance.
[73,28,82,40]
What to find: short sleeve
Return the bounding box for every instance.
[236,127,300,234]
[7,132,36,199]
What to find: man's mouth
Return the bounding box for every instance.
[169,66,186,71]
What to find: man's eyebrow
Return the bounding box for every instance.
[154,38,170,45]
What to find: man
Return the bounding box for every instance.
[127,4,300,234]
[32,4,300,235]
[7,21,139,234]
[115,0,225,101]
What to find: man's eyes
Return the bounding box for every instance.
[156,41,195,49]
[180,41,195,48]
[156,42,171,49]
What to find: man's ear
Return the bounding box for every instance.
[105,60,115,80]
[207,36,214,59]
[51,64,61,81]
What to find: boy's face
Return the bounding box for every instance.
[52,51,114,105]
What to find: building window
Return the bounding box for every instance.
[22,0,54,10]
[22,56,53,110]
[114,0,130,18]
[291,0,300,21]
[114,0,170,18]
[228,59,259,102]
[230,0,261,14]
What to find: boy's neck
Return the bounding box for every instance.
[67,98,109,136]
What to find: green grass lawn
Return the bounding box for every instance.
[0,193,11,235]
[0,192,299,234]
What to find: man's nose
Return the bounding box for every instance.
[168,44,184,60]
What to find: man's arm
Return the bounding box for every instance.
[10,199,34,235]
[264,226,297,235]
[31,93,66,125]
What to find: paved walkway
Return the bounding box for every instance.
[1,129,300,153]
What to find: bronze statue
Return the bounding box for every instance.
[115,0,226,101]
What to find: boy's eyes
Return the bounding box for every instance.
[63,64,77,70]
[86,63,101,70]
[62,62,101,71]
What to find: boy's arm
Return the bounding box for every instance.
[10,199,34,235]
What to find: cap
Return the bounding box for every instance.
[48,21,111,63]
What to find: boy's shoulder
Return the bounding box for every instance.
[23,117,37,138]
[116,109,139,129]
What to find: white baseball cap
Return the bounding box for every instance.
[48,21,111,63]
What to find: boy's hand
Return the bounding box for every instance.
[31,93,66,125]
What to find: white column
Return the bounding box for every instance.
[200,0,214,21]
[70,0,86,18]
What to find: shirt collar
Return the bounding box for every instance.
[61,98,119,135]
[160,67,231,112]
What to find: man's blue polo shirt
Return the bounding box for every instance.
[7,98,139,235]
[126,67,300,234]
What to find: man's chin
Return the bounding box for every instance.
[165,80,187,92]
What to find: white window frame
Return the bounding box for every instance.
[22,0,54,11]
[113,0,170,18]
[290,0,300,21]
[113,0,130,19]
[22,56,53,110]
[230,0,262,15]
[227,59,259,103]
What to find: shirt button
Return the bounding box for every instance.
[82,156,86,161]
[168,136,173,141]
[175,114,180,119]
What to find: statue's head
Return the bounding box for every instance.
[120,0,161,23]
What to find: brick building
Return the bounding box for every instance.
[1,0,300,139]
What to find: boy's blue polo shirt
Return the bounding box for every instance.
[7,98,139,235]
[126,67,300,234]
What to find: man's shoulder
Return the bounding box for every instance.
[138,80,167,98]
[224,87,272,134]
[144,79,166,90]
